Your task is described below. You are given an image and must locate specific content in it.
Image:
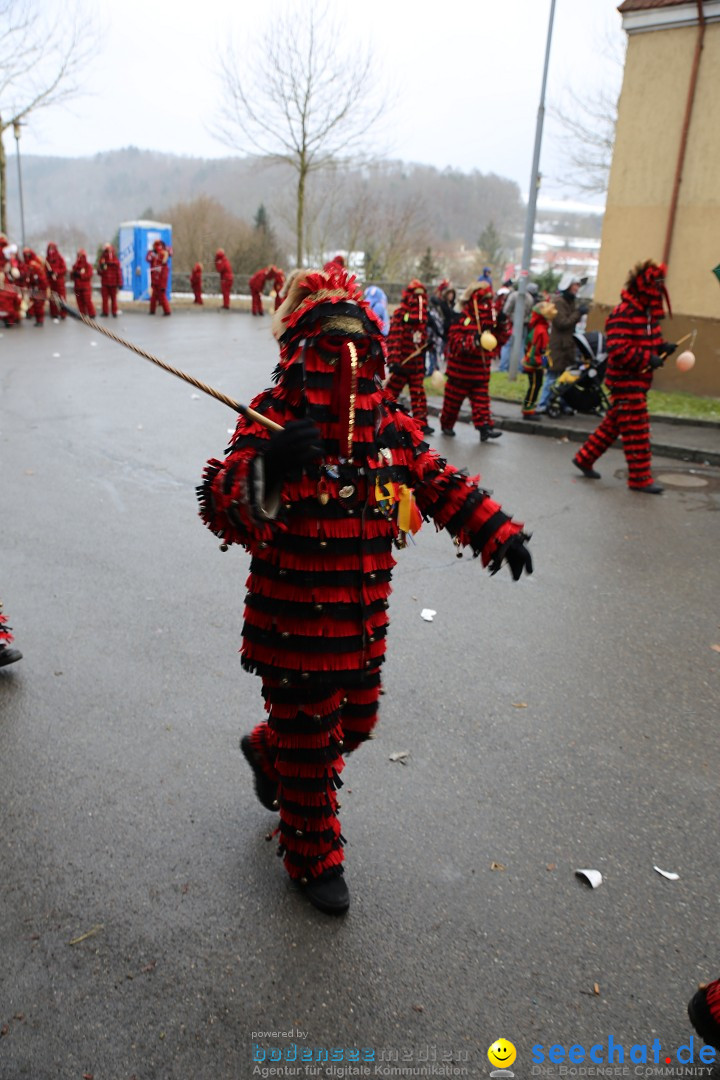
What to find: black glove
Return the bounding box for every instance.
[388,362,403,376]
[262,418,322,489]
[578,303,589,317]
[500,535,533,581]
[658,341,677,358]
[649,354,665,370]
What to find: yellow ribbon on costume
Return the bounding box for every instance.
[397,484,423,535]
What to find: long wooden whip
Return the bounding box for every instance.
[57,296,282,431]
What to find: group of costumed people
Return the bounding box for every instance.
[190,259,286,314]
[0,234,124,324]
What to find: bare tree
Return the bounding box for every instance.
[549,32,625,197]
[215,3,387,267]
[0,0,100,235]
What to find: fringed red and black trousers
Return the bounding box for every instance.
[385,358,428,427]
[247,669,382,881]
[440,372,493,431]
[574,390,654,489]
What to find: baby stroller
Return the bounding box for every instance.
[546,330,610,417]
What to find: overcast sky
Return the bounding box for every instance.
[17,0,624,210]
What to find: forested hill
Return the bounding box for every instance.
[4,146,524,256]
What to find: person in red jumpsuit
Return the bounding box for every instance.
[248,266,269,316]
[440,282,505,441]
[71,249,96,317]
[198,264,533,915]
[215,248,234,309]
[1,240,23,327]
[97,243,123,317]
[22,247,48,326]
[268,265,285,310]
[190,262,204,305]
[384,279,433,434]
[45,243,68,320]
[147,239,172,316]
[572,260,674,494]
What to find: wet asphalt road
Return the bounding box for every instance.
[1,308,719,1080]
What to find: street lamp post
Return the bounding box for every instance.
[12,120,26,250]
[508,0,557,380]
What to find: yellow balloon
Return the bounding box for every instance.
[480,330,498,352]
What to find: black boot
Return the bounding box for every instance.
[631,482,664,494]
[480,426,502,441]
[301,867,350,915]
[573,457,601,480]
[240,735,278,811]
[0,645,22,668]
[441,427,456,437]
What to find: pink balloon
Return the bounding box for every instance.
[676,350,696,372]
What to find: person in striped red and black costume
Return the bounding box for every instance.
[198,265,532,915]
[440,282,503,441]
[384,279,432,434]
[573,260,675,494]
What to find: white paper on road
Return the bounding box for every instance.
[420,609,436,622]
[653,865,679,880]
[575,869,603,888]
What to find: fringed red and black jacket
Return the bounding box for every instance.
[387,283,428,369]
[605,290,665,394]
[198,333,526,686]
[446,308,494,381]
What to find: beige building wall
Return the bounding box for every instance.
[593,6,720,396]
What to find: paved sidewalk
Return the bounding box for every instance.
[425,394,720,467]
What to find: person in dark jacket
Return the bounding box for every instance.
[537,274,587,413]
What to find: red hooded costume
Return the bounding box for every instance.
[249,266,270,316]
[384,280,431,432]
[190,262,203,304]
[573,260,672,492]
[215,249,234,309]
[440,281,503,439]
[197,265,532,912]
[98,244,123,317]
[22,248,48,325]
[147,240,171,315]
[71,250,96,317]
[45,243,67,319]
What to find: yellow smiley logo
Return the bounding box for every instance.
[488,1039,517,1069]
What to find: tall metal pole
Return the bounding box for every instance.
[508,0,556,380]
[13,120,26,250]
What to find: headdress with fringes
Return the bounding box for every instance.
[272,265,383,343]
[625,259,672,317]
[461,281,492,306]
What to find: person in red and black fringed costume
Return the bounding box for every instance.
[440,282,505,442]
[71,249,96,317]
[573,260,675,494]
[21,248,48,326]
[147,239,172,316]
[384,279,433,435]
[197,265,533,915]
[98,243,123,317]
[0,601,22,668]
[215,248,234,309]
[45,243,67,320]
[688,979,720,1051]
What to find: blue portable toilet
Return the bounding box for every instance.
[118,220,172,301]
